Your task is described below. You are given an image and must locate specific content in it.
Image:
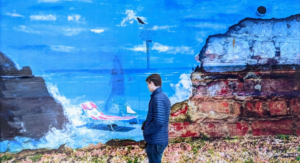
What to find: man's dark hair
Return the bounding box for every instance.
[146,74,162,86]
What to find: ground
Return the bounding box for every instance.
[1,135,300,163]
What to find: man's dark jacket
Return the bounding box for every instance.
[143,87,171,145]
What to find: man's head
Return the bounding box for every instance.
[146,74,162,92]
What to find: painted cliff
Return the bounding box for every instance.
[0,52,68,141]
[169,14,300,138]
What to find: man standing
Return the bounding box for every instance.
[142,74,171,163]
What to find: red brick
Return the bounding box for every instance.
[238,80,256,96]
[203,123,228,137]
[290,98,300,116]
[261,79,300,96]
[228,122,250,136]
[244,101,268,117]
[296,121,300,136]
[269,101,288,116]
[200,101,240,115]
[189,99,241,122]
[296,121,300,128]
[251,120,293,136]
[207,81,233,96]
[168,122,201,138]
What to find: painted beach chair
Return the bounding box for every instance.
[80,101,137,131]
[114,103,139,124]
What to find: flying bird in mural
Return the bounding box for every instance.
[136,17,145,24]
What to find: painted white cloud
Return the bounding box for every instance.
[152,25,177,31]
[38,0,59,2]
[14,25,85,36]
[38,0,92,3]
[188,22,228,30]
[50,45,75,52]
[90,29,104,33]
[30,15,56,21]
[6,12,24,18]
[125,43,146,52]
[125,42,194,54]
[62,28,85,36]
[170,73,192,105]
[120,10,146,27]
[13,25,42,34]
[68,14,81,22]
[152,42,194,54]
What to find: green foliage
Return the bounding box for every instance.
[192,145,201,154]
[277,134,290,140]
[29,154,43,162]
[296,156,300,161]
[201,134,208,143]
[0,154,13,161]
[127,145,133,152]
[208,149,214,155]
[127,157,138,163]
[244,159,254,163]
[91,156,100,163]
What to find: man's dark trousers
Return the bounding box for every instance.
[146,144,168,163]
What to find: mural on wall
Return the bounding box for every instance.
[1,0,300,154]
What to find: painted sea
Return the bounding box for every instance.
[0,67,192,153]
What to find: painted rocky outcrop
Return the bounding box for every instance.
[0,52,68,140]
[169,14,300,138]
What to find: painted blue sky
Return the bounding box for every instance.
[1,0,300,74]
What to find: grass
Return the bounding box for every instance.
[277,134,290,141]
[1,136,300,163]
[0,154,13,162]
[29,153,43,162]
[127,157,139,163]
[244,159,254,163]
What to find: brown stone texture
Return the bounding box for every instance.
[243,101,268,117]
[228,121,250,136]
[169,101,189,122]
[290,98,300,118]
[251,120,293,136]
[296,120,300,136]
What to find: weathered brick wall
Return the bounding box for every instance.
[169,13,300,139]
[170,70,300,138]
[169,68,300,138]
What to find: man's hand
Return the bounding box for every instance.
[141,121,146,130]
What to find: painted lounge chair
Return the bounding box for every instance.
[114,103,139,124]
[80,101,137,131]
